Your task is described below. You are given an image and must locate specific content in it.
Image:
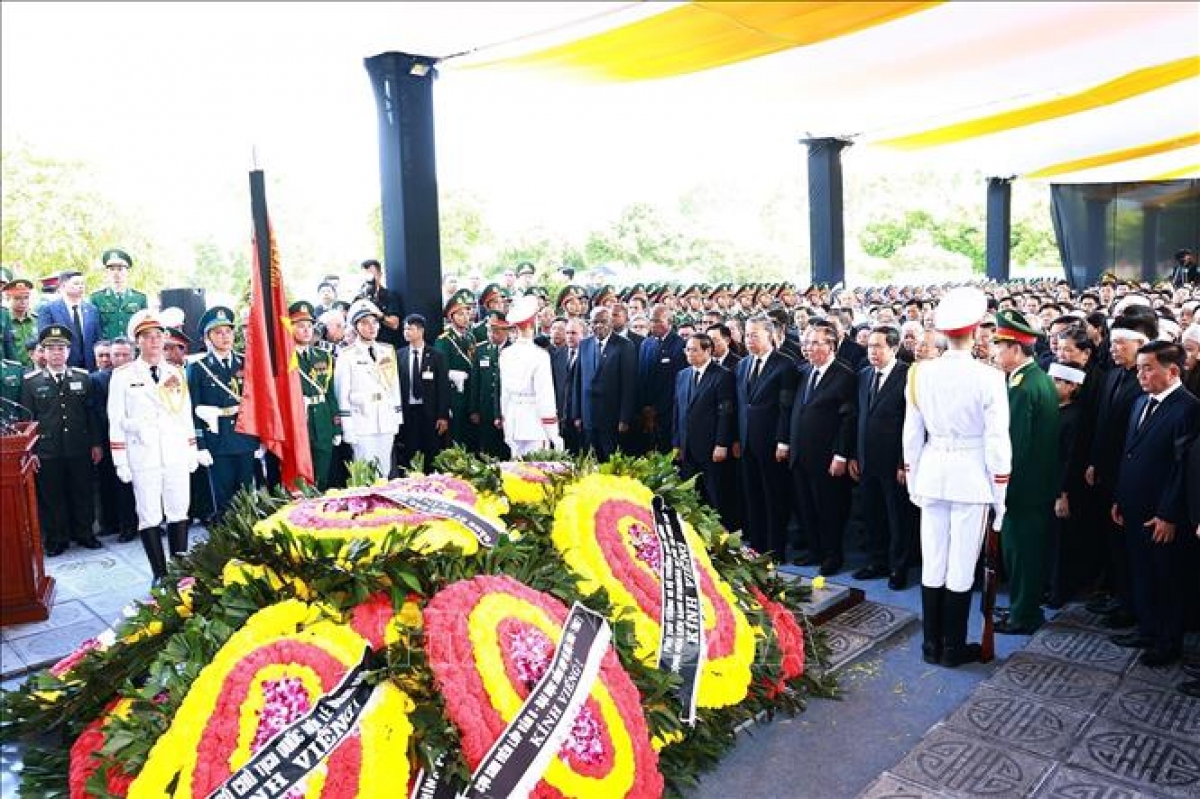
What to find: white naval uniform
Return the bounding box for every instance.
[499,338,560,456]
[107,358,197,529]
[903,350,1011,591]
[333,339,402,476]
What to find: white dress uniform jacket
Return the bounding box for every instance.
[499,338,561,455]
[903,350,1011,513]
[107,358,198,473]
[333,340,403,442]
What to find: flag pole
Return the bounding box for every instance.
[248,169,277,372]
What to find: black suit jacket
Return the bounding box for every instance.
[788,359,857,470]
[672,363,735,462]
[1089,366,1143,485]
[713,352,742,373]
[735,351,797,457]
[573,335,637,429]
[397,346,451,422]
[836,338,868,373]
[550,346,577,421]
[1114,387,1199,525]
[855,361,908,477]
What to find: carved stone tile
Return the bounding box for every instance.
[1031,765,1152,799]
[825,600,916,640]
[859,772,953,799]
[987,652,1120,713]
[1100,679,1200,740]
[890,724,1054,798]
[944,686,1091,758]
[821,627,875,672]
[1065,717,1200,799]
[1024,626,1137,674]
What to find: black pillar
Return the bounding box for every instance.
[985,177,1012,282]
[1141,205,1161,283]
[803,138,851,288]
[365,52,442,334]
[1084,196,1111,283]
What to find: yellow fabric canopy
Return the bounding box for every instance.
[1026,132,1200,179]
[469,1,941,80]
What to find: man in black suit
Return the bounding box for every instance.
[1111,341,1200,667]
[397,314,451,472]
[673,333,736,528]
[1085,314,1157,627]
[637,304,688,454]
[706,323,741,372]
[849,326,913,589]
[735,316,797,558]
[572,306,637,461]
[551,318,584,454]
[358,259,404,349]
[89,335,138,541]
[787,321,857,575]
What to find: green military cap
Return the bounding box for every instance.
[479,282,505,308]
[680,284,700,299]
[444,288,475,317]
[331,300,351,313]
[627,283,647,300]
[485,309,511,327]
[525,286,548,300]
[592,284,616,305]
[515,261,536,277]
[39,324,73,346]
[166,326,191,347]
[289,300,317,323]
[3,276,33,292]
[556,284,587,311]
[993,309,1039,345]
[101,248,133,269]
[199,305,236,336]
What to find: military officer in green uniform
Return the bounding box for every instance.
[469,310,510,458]
[436,289,477,448]
[4,276,38,367]
[19,325,103,556]
[0,266,14,361]
[1,357,23,406]
[90,249,148,342]
[992,309,1060,635]
[289,301,340,490]
[472,283,507,343]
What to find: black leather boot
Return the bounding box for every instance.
[921,586,943,665]
[167,521,190,558]
[139,528,168,582]
[940,588,982,667]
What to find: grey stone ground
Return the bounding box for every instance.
[2,537,1197,798]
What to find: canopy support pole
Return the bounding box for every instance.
[1084,196,1111,282]
[986,177,1013,282]
[1141,205,1160,283]
[365,52,442,334]
[803,138,851,288]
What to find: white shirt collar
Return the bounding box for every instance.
[1150,381,1182,403]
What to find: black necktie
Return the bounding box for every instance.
[870,370,883,405]
[568,348,577,370]
[367,344,376,362]
[412,351,423,400]
[1137,397,1159,431]
[71,304,84,347]
[150,365,160,383]
[805,369,819,404]
[749,357,762,386]
[694,368,702,387]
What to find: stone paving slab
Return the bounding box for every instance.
[6,618,107,674]
[1098,677,1200,741]
[1023,625,1138,675]
[825,600,917,642]
[1122,655,1198,689]
[1064,716,1200,799]
[943,685,1093,759]
[888,723,1055,799]
[987,652,1121,714]
[1049,606,1128,634]
[821,627,876,673]
[48,553,150,600]
[0,643,25,680]
[859,772,955,799]
[1,600,104,642]
[1030,764,1153,799]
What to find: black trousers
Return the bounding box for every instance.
[399,403,445,471]
[681,454,738,532]
[36,454,94,548]
[95,450,136,535]
[860,472,914,572]
[792,462,851,565]
[1126,515,1190,653]
[584,423,620,463]
[740,449,791,557]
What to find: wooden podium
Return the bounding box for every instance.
[1,421,55,624]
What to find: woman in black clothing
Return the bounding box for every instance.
[1046,360,1089,608]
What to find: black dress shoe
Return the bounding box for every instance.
[1139,648,1181,668]
[1111,632,1154,649]
[1180,679,1200,698]
[1183,662,1200,678]
[45,543,68,557]
[995,618,1042,635]
[819,558,843,577]
[1101,610,1137,629]
[792,554,820,567]
[852,565,889,580]
[76,537,103,550]
[888,571,908,591]
[117,528,138,543]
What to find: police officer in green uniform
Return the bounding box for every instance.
[4,276,38,368]
[19,325,103,556]
[90,249,148,342]
[992,309,1061,635]
[436,289,477,448]
[472,283,507,343]
[469,310,510,458]
[289,301,340,490]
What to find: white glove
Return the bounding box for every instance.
[448,369,468,393]
[992,506,1006,532]
[255,446,266,459]
[195,405,220,433]
[332,435,342,447]
[116,465,133,484]
[196,450,214,468]
[548,433,565,451]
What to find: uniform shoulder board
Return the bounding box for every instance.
[23,369,41,380]
[70,367,88,376]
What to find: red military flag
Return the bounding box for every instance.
[236,169,314,490]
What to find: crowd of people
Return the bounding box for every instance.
[2,248,1199,696]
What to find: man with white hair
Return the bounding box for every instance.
[499,295,562,455]
[904,287,1011,668]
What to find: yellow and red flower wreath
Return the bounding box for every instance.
[498,460,572,505]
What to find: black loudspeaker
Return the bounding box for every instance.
[159,288,207,354]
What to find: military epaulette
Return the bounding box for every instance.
[23,370,41,380]
[70,367,88,376]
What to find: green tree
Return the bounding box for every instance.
[190,239,250,302]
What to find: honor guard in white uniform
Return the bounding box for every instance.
[334,299,402,477]
[903,286,1011,667]
[499,295,562,456]
[108,310,202,581]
